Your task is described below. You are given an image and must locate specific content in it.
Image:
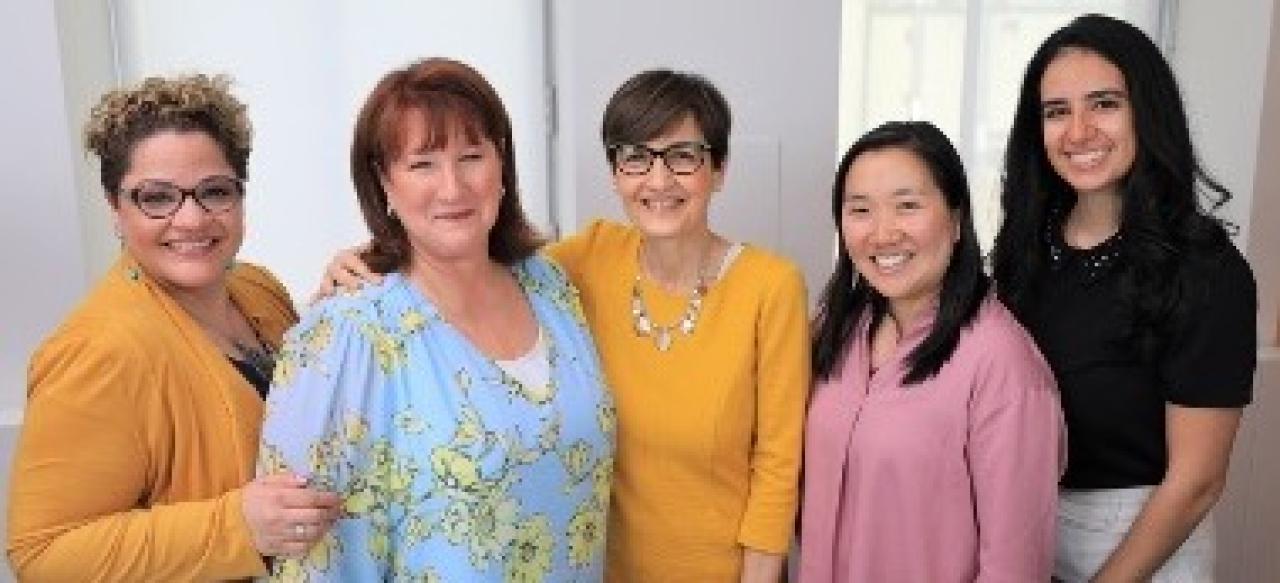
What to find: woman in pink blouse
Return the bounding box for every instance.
[799,121,1065,582]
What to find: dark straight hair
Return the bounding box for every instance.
[812,121,990,384]
[992,14,1232,331]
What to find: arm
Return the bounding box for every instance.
[737,263,809,570]
[7,333,268,581]
[1090,405,1241,583]
[969,336,1064,583]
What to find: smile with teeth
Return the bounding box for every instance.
[640,196,687,211]
[1064,147,1110,170]
[870,252,913,272]
[164,238,217,253]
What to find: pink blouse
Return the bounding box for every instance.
[799,294,1065,583]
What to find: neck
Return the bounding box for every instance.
[166,281,234,328]
[1065,190,1123,248]
[407,252,505,316]
[640,228,720,292]
[887,293,937,336]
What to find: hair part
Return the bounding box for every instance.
[83,74,252,199]
[812,121,990,385]
[992,14,1233,349]
[350,57,543,273]
[600,68,732,170]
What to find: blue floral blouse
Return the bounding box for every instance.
[258,256,614,582]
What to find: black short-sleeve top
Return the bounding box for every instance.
[1022,226,1257,489]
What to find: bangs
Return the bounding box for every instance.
[376,91,488,161]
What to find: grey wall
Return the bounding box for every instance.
[549,0,843,300]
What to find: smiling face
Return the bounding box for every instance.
[611,114,723,241]
[1040,48,1137,199]
[381,113,504,265]
[114,130,243,294]
[841,146,958,322]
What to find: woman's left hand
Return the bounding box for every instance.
[741,548,786,583]
[241,473,343,558]
[311,243,380,304]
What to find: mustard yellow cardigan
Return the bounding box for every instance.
[7,255,297,581]
[547,221,809,582]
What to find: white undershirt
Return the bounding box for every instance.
[493,326,551,389]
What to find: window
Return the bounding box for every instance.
[838,0,1168,247]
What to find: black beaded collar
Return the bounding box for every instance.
[1045,209,1124,284]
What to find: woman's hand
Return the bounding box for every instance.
[311,243,380,304]
[241,473,343,558]
[741,548,785,583]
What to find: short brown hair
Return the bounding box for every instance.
[83,74,251,198]
[351,58,542,272]
[601,69,732,170]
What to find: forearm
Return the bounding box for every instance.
[1091,478,1223,582]
[9,488,265,582]
[741,547,785,583]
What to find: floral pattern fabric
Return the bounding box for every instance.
[259,256,614,582]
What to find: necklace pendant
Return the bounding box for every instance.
[655,327,672,352]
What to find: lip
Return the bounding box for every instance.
[639,196,688,211]
[433,209,476,220]
[162,237,220,256]
[866,251,914,273]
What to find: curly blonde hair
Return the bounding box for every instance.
[84,73,252,196]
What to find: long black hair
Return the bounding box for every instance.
[992,14,1232,337]
[812,121,990,384]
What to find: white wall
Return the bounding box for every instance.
[0,1,97,580]
[99,0,549,302]
[550,0,843,299]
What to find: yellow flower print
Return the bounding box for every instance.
[440,492,519,566]
[518,379,555,405]
[302,529,341,571]
[596,401,617,435]
[536,412,561,453]
[341,413,369,444]
[270,558,305,583]
[453,405,485,446]
[257,444,289,476]
[591,459,613,505]
[566,500,606,567]
[506,515,554,583]
[304,316,334,355]
[271,352,298,387]
[394,409,428,434]
[431,447,483,493]
[344,486,376,515]
[400,308,427,334]
[560,440,591,487]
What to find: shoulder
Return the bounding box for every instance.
[958,294,1055,381]
[1183,240,1256,297]
[547,219,636,259]
[229,262,293,306]
[518,254,574,290]
[299,272,414,329]
[732,245,807,296]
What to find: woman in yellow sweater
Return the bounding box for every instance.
[7,74,341,581]
[323,69,808,582]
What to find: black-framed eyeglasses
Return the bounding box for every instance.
[608,141,713,176]
[125,176,245,219]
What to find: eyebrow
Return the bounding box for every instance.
[843,187,920,199]
[1041,88,1127,106]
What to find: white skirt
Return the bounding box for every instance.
[1055,486,1215,583]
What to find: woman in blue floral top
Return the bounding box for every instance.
[258,58,614,582]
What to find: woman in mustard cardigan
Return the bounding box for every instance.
[323,69,808,582]
[6,74,341,581]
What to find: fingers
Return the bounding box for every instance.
[309,244,381,304]
[243,474,344,557]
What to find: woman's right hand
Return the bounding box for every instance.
[311,243,380,303]
[241,473,343,558]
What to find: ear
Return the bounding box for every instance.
[711,157,728,192]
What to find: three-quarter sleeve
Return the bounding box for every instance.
[967,332,1065,582]
[258,304,382,581]
[7,332,265,582]
[736,263,809,553]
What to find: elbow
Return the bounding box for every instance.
[1165,470,1229,517]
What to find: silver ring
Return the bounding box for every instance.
[292,523,307,537]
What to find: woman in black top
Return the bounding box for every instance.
[992,14,1257,582]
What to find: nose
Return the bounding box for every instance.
[169,193,208,227]
[869,213,900,245]
[643,157,676,190]
[436,160,465,201]
[1066,109,1093,143]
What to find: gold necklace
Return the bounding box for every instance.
[630,242,713,352]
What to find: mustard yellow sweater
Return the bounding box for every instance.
[547,220,809,582]
[7,256,296,582]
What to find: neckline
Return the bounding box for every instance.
[1046,210,1124,282]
